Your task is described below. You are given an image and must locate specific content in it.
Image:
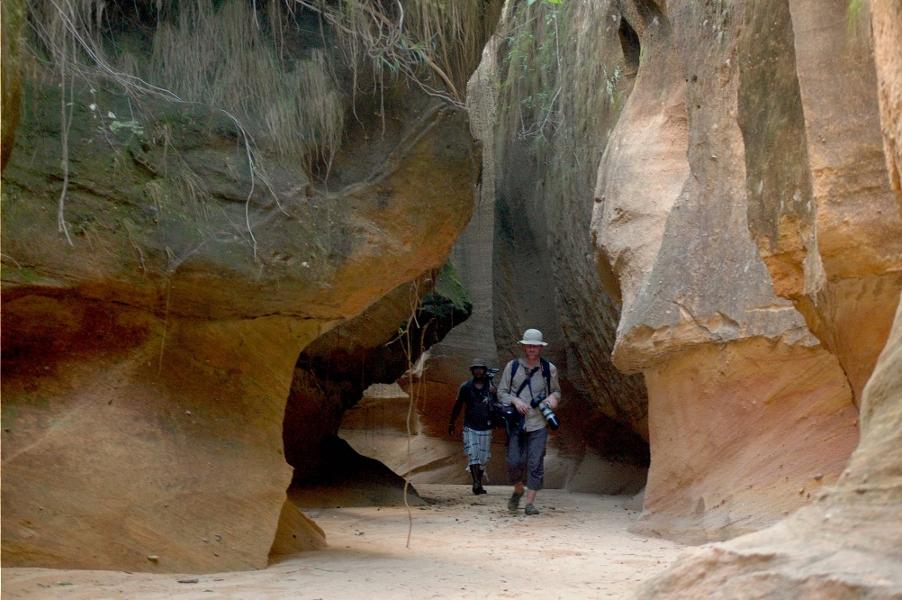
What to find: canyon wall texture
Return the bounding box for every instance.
[285,265,471,498]
[462,0,900,543]
[639,0,902,595]
[360,2,651,492]
[410,0,654,491]
[591,0,900,542]
[1,3,478,572]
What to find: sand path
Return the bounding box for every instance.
[3,485,683,599]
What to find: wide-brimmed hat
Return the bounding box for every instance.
[469,358,489,369]
[518,328,548,346]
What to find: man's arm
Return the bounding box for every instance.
[497,361,514,405]
[500,360,530,415]
[448,384,467,434]
[546,363,562,409]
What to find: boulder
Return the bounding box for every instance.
[1,69,475,573]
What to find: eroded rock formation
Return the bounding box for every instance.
[1,3,477,572]
[393,0,653,493]
[638,298,902,600]
[284,265,470,501]
[590,0,900,541]
[443,0,899,543]
[637,1,902,594]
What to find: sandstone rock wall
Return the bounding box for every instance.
[465,0,651,483]
[284,265,471,490]
[367,1,652,492]
[639,277,902,599]
[1,32,476,573]
[589,0,900,541]
[456,0,899,540]
[638,1,902,594]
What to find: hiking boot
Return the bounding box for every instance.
[471,465,487,496]
[507,491,523,512]
[525,504,540,516]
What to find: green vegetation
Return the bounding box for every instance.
[498,0,575,140]
[429,262,471,316]
[846,0,869,41]
[17,0,497,257]
[144,1,343,169]
[24,0,344,170]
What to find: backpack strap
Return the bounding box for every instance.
[540,358,552,397]
[509,358,553,399]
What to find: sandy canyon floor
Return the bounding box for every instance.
[4,485,684,599]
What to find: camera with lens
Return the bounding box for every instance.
[530,392,560,430]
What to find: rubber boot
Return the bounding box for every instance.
[474,465,487,495]
[470,464,482,495]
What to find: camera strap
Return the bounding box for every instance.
[510,359,551,401]
[515,365,540,400]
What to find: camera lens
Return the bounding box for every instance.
[539,403,560,430]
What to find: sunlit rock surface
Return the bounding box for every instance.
[638,1,902,594]
[588,0,899,540]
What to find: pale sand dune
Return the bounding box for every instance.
[3,485,683,600]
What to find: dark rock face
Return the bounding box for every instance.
[1,0,23,170]
[284,265,471,485]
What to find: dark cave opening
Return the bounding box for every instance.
[618,17,641,76]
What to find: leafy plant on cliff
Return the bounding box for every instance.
[846,0,870,43]
[499,0,567,140]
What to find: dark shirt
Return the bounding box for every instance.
[449,379,495,431]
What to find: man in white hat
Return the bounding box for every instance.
[496,328,561,515]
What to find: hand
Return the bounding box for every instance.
[545,394,559,410]
[513,399,530,415]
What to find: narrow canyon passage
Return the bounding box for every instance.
[3,0,901,597]
[3,486,683,600]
